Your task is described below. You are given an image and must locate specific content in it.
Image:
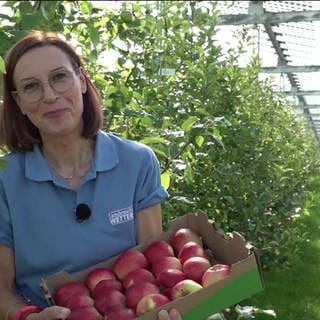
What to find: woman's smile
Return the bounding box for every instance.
[43,107,71,119]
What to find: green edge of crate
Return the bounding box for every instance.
[182,268,263,320]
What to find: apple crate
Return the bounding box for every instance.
[41,210,264,320]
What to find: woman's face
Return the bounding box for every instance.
[12,45,87,140]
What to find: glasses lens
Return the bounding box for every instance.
[17,70,75,103]
[18,81,42,103]
[50,70,74,93]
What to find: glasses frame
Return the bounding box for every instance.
[11,68,79,103]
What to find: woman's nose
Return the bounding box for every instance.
[42,81,58,101]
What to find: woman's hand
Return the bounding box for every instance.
[25,306,70,320]
[25,305,181,320]
[158,308,182,320]
[26,306,180,320]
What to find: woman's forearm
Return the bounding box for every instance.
[0,289,29,320]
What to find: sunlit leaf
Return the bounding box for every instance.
[0,56,5,74]
[181,116,197,132]
[139,137,167,145]
[161,170,170,189]
[195,135,204,147]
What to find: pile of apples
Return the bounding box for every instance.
[53,228,231,320]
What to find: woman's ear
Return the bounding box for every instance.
[79,67,87,94]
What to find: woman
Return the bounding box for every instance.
[0,30,181,320]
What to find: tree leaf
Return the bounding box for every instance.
[161,170,170,189]
[181,116,197,132]
[0,56,5,74]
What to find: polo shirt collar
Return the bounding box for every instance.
[93,130,119,172]
[25,130,119,181]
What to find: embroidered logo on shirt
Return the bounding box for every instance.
[108,207,134,225]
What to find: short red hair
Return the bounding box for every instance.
[0,30,103,152]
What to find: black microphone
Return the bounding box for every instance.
[75,203,91,223]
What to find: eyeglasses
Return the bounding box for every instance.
[12,68,77,103]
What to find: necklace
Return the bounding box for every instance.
[62,172,87,180]
[55,162,92,181]
[64,174,77,180]
[44,156,92,181]
[42,139,95,182]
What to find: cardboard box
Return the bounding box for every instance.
[41,210,264,319]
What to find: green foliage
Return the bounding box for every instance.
[0,56,4,74]
[242,185,320,320]
[1,0,319,271]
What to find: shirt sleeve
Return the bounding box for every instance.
[135,146,168,212]
[0,179,13,248]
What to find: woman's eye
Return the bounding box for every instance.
[23,82,40,93]
[51,72,68,82]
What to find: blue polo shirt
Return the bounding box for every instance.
[0,130,168,307]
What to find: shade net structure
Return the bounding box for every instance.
[215,1,320,140]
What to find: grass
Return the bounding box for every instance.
[240,199,320,320]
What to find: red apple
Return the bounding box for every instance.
[122,268,156,289]
[171,279,203,300]
[201,264,231,287]
[92,279,124,299]
[125,281,160,310]
[63,293,94,310]
[156,269,187,290]
[182,256,211,283]
[94,289,126,315]
[54,282,90,306]
[151,256,182,277]
[170,228,202,254]
[85,267,116,292]
[136,293,170,316]
[112,249,149,280]
[68,306,102,320]
[103,306,136,320]
[144,240,175,264]
[178,241,210,264]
